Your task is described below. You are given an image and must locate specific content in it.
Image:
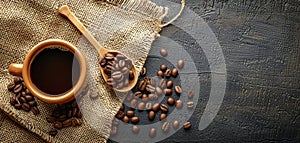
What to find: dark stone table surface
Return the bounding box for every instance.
[109,0,300,142]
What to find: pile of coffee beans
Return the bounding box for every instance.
[111,51,194,137]
[46,99,82,136]
[7,77,40,115]
[46,100,82,129]
[99,52,134,89]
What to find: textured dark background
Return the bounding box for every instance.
[109,0,300,142]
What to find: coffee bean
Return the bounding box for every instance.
[111,126,117,135]
[28,101,37,107]
[126,93,133,101]
[160,104,168,113]
[142,94,148,102]
[129,71,134,80]
[171,68,178,77]
[160,49,168,57]
[130,99,137,108]
[63,119,72,127]
[75,119,82,126]
[21,91,26,96]
[138,80,147,91]
[58,115,67,122]
[111,71,122,80]
[183,122,192,129]
[122,116,130,123]
[174,85,182,94]
[152,103,160,112]
[162,122,170,132]
[116,54,126,60]
[159,113,167,121]
[100,58,107,67]
[134,91,142,99]
[115,110,125,120]
[9,97,16,106]
[24,95,33,101]
[157,70,164,78]
[19,96,26,103]
[148,78,156,86]
[137,102,145,111]
[140,67,147,76]
[106,78,115,87]
[145,102,152,110]
[67,110,72,118]
[118,60,126,68]
[148,111,155,121]
[165,69,172,78]
[131,116,139,124]
[164,88,172,96]
[187,101,194,109]
[173,120,180,129]
[125,59,133,69]
[46,116,56,123]
[71,118,78,126]
[146,84,155,93]
[49,129,58,136]
[132,125,139,133]
[22,103,31,112]
[54,122,63,129]
[149,128,156,138]
[13,84,22,93]
[188,90,194,98]
[158,79,166,89]
[31,107,40,115]
[167,97,175,105]
[21,82,26,90]
[7,83,15,91]
[72,107,78,117]
[155,87,163,95]
[25,88,31,95]
[166,80,173,88]
[148,93,158,100]
[126,110,135,118]
[177,59,184,69]
[119,103,125,111]
[160,64,168,72]
[105,52,115,58]
[14,103,22,110]
[13,77,22,84]
[175,100,183,109]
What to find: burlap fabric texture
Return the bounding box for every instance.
[0,0,167,142]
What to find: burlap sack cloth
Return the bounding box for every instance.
[0,0,168,142]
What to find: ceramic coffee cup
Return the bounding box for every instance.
[8,39,87,104]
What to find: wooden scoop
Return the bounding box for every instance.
[59,5,138,92]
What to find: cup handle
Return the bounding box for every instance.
[9,64,23,77]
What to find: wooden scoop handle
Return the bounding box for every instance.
[59,5,105,57]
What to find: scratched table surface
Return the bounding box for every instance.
[108,0,300,142]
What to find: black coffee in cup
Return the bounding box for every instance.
[30,47,80,95]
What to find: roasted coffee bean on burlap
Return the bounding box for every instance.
[7,76,40,115]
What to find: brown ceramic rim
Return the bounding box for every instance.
[22,39,87,104]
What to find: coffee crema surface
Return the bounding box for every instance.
[30,47,80,95]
